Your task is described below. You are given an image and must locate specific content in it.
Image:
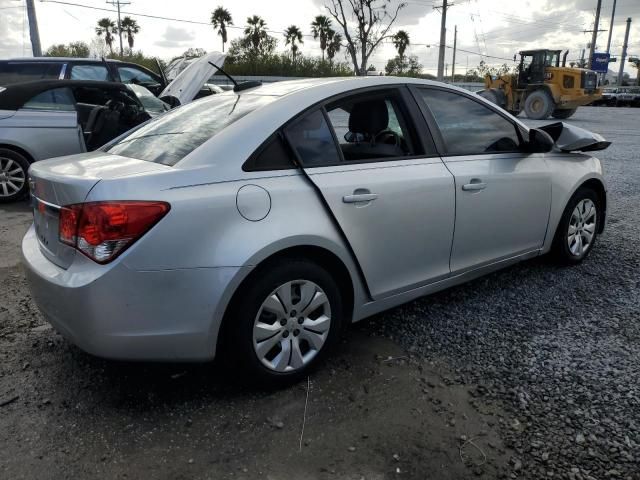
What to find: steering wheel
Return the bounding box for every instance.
[374,129,402,147]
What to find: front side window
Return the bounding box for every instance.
[107,94,276,166]
[419,89,522,155]
[284,109,341,167]
[325,92,418,162]
[23,88,75,111]
[70,65,110,81]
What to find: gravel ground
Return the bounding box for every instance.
[367,106,640,479]
[0,106,638,479]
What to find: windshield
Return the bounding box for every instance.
[106,93,277,166]
[126,83,169,114]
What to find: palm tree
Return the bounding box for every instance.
[95,18,117,54]
[244,15,268,54]
[311,15,332,61]
[119,16,140,51]
[392,30,410,72]
[326,29,342,64]
[211,6,233,52]
[284,25,304,62]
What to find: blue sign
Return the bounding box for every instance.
[591,53,611,73]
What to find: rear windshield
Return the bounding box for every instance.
[106,94,276,166]
[0,62,62,86]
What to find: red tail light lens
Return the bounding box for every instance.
[58,201,170,264]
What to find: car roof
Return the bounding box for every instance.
[0,79,128,110]
[0,57,126,64]
[240,76,442,98]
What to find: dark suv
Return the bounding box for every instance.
[0,57,167,95]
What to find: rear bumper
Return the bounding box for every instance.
[22,225,245,361]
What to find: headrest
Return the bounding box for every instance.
[348,100,389,135]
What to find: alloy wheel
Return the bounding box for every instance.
[0,157,26,198]
[567,199,597,257]
[252,280,332,373]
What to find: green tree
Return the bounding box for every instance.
[326,29,342,64]
[311,15,332,61]
[284,25,304,62]
[95,18,117,54]
[211,6,233,52]
[244,15,269,55]
[392,30,410,72]
[45,41,90,58]
[119,17,140,50]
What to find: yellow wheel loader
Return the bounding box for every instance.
[480,50,603,120]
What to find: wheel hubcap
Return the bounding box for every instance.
[567,199,597,257]
[0,157,26,198]
[252,280,331,373]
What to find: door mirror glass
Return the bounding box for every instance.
[527,128,555,153]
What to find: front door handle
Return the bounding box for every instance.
[462,180,487,191]
[343,192,379,203]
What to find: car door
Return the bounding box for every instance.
[15,87,85,160]
[283,87,455,299]
[413,87,551,274]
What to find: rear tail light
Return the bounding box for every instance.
[59,201,170,264]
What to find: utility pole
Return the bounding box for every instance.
[606,0,617,53]
[617,17,631,86]
[588,0,603,69]
[25,0,42,57]
[604,0,617,83]
[435,0,451,81]
[451,25,457,83]
[107,0,131,56]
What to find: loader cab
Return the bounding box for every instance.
[518,50,562,86]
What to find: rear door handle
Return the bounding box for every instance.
[343,193,379,203]
[462,180,487,191]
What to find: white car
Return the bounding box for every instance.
[0,53,226,202]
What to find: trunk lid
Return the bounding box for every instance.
[29,151,171,269]
[159,52,226,106]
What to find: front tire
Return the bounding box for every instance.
[524,90,554,120]
[0,148,30,203]
[552,187,600,265]
[224,259,344,386]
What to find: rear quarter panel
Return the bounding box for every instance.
[86,166,369,326]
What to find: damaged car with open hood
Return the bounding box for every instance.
[22,76,611,385]
[0,53,226,202]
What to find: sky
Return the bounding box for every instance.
[1,0,639,77]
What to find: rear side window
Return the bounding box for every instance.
[0,62,62,85]
[23,88,75,111]
[284,109,341,167]
[325,91,420,162]
[419,88,522,155]
[107,94,276,166]
[70,65,110,81]
[243,134,296,171]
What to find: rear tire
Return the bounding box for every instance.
[551,108,577,119]
[0,148,30,203]
[524,90,554,120]
[551,187,600,265]
[223,259,344,386]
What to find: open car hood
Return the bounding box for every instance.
[539,122,611,152]
[159,52,226,106]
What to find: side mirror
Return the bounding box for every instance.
[526,128,555,153]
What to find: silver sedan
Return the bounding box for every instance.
[22,77,608,385]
